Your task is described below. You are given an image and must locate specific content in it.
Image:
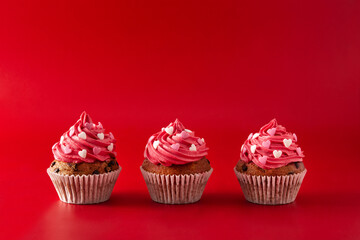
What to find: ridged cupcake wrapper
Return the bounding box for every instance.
[140,167,213,204]
[234,168,306,205]
[47,167,121,204]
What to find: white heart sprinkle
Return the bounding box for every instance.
[78,132,86,140]
[60,136,64,144]
[283,139,292,148]
[185,129,192,133]
[78,149,87,158]
[97,133,104,140]
[107,143,114,151]
[251,145,256,153]
[241,144,244,152]
[273,150,282,158]
[247,133,253,140]
[189,144,197,151]
[252,133,260,139]
[165,126,174,135]
[153,140,160,150]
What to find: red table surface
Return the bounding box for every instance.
[0,0,359,239]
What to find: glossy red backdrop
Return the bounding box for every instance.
[0,0,359,239]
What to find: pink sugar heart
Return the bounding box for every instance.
[171,143,180,151]
[296,147,302,155]
[262,140,271,148]
[293,133,298,142]
[69,127,75,137]
[267,128,276,136]
[93,147,102,155]
[181,131,190,139]
[258,156,267,165]
[85,123,93,130]
[61,144,72,154]
[97,122,103,129]
[197,138,204,145]
[109,132,114,140]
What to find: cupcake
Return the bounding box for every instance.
[234,119,307,205]
[48,112,121,204]
[141,119,213,204]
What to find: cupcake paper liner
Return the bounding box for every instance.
[234,168,306,205]
[47,167,121,204]
[140,167,213,204]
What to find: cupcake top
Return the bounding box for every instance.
[240,119,304,169]
[144,119,209,166]
[52,112,116,163]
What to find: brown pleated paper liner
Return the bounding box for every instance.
[140,167,213,204]
[234,168,306,205]
[47,167,121,204]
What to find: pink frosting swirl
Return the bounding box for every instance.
[240,119,304,169]
[52,112,116,163]
[144,119,209,166]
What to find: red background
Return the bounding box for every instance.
[1,0,359,239]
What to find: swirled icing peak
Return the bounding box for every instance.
[144,119,209,166]
[240,119,304,169]
[52,111,116,163]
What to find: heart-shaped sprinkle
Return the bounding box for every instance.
[153,140,160,150]
[283,139,292,148]
[197,138,204,145]
[267,128,276,136]
[251,145,256,153]
[78,149,87,158]
[109,132,114,140]
[97,122,103,129]
[171,143,180,151]
[273,150,282,158]
[60,136,64,144]
[296,147,302,155]
[293,133,298,142]
[262,140,271,148]
[69,127,75,137]
[61,144,72,154]
[78,132,86,140]
[258,156,268,165]
[189,144,197,151]
[185,129,192,133]
[181,131,190,139]
[252,133,260,139]
[107,143,114,151]
[241,144,244,152]
[97,133,104,140]
[85,123,93,130]
[165,126,174,135]
[247,133,253,140]
[93,147,101,155]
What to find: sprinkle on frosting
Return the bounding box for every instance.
[240,119,304,169]
[52,111,116,163]
[144,119,209,166]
